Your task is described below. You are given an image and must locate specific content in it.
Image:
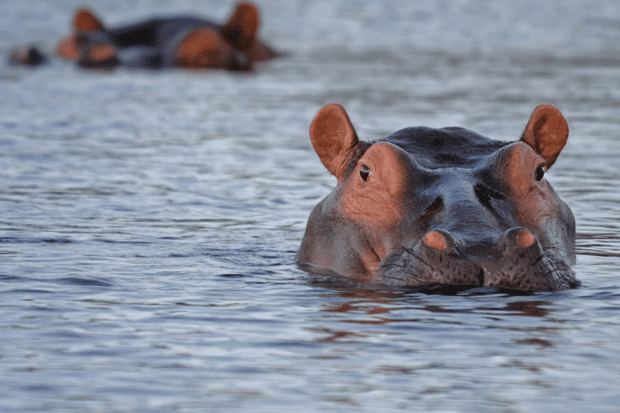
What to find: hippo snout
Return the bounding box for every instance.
[377,228,578,292]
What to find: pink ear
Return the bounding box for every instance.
[520,105,569,168]
[73,8,104,32]
[221,2,260,51]
[309,104,360,180]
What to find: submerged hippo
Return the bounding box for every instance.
[9,1,281,70]
[297,104,579,292]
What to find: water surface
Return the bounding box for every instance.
[1,0,620,411]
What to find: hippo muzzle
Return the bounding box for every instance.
[379,228,577,292]
[297,103,579,292]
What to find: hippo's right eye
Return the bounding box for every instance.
[535,165,545,182]
[359,165,371,181]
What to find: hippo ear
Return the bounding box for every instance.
[221,2,260,52]
[309,104,360,180]
[73,8,104,32]
[520,105,569,168]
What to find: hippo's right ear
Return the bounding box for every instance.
[310,104,360,180]
[520,105,569,168]
[222,2,260,52]
[73,8,104,32]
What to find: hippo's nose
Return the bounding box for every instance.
[382,227,567,291]
[422,227,540,257]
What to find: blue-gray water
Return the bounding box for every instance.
[2,0,620,411]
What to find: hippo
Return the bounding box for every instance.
[297,104,579,292]
[9,1,281,70]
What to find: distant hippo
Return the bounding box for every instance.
[297,104,579,292]
[9,1,281,70]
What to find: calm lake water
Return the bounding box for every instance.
[2,0,620,411]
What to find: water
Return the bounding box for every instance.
[2,0,620,411]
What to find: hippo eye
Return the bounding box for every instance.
[359,165,371,181]
[535,165,545,182]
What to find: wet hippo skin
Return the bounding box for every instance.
[297,104,579,292]
[10,1,281,70]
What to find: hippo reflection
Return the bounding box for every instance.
[297,104,579,292]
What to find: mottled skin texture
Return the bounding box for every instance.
[297,104,579,292]
[10,2,281,70]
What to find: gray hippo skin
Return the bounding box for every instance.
[297,104,579,292]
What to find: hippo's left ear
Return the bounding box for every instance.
[310,104,360,181]
[520,105,569,168]
[221,2,260,52]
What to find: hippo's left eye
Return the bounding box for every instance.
[535,165,545,182]
[359,165,371,181]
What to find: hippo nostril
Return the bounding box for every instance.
[423,231,447,251]
[516,229,536,248]
[501,227,538,250]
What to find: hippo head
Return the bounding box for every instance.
[53,4,266,70]
[54,8,119,68]
[297,104,579,292]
